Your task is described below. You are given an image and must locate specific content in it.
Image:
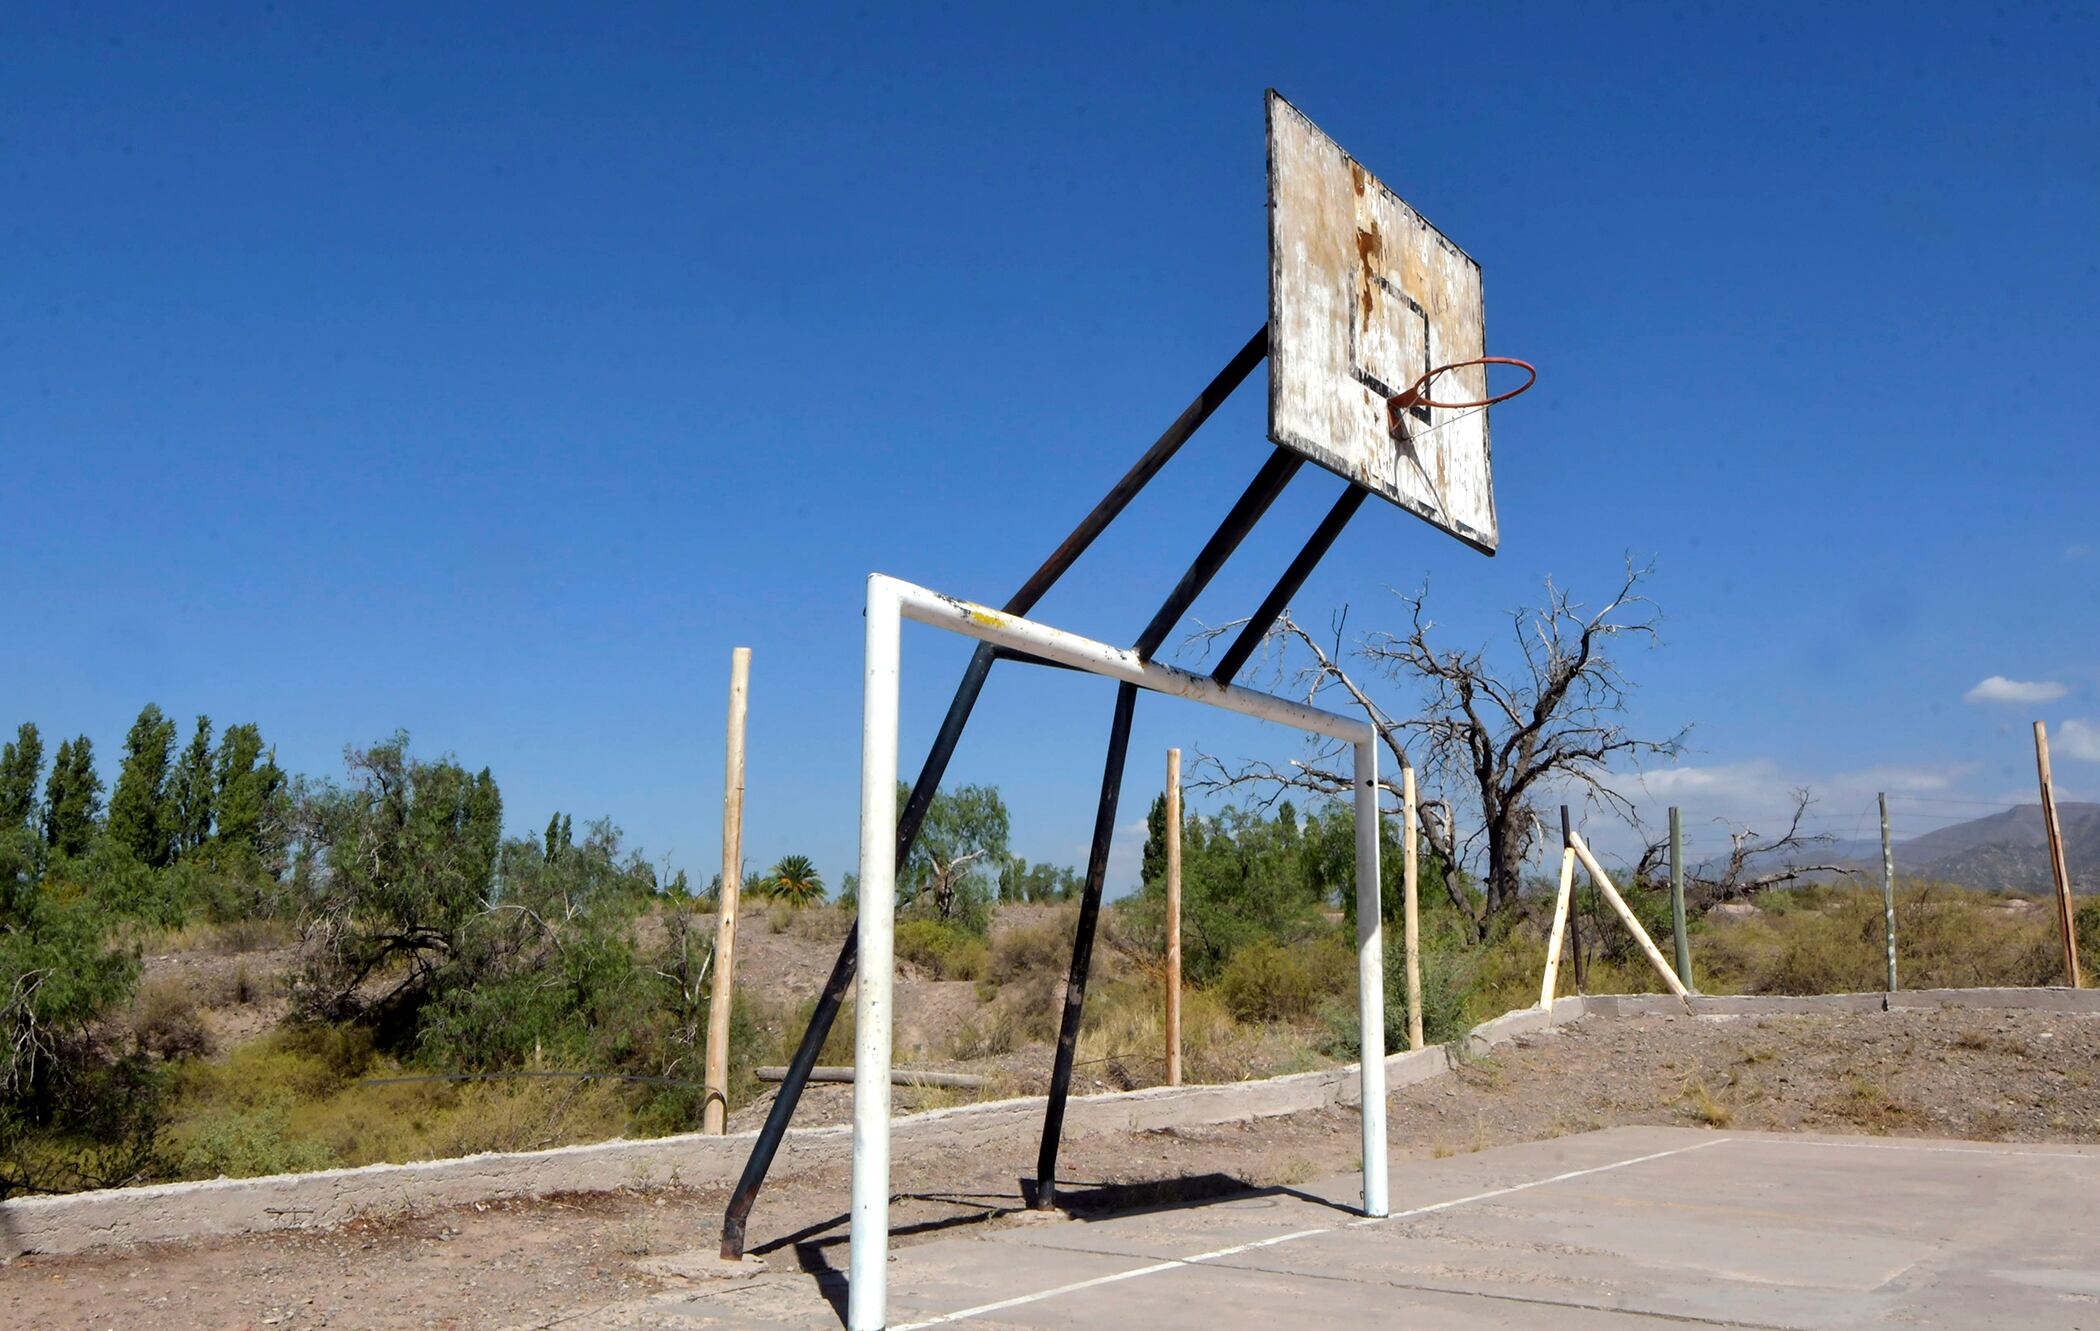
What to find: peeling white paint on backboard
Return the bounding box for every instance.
[1267,91,1497,554]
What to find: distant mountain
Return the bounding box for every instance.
[1819,803,2100,894]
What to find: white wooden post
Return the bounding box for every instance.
[1165,747,1183,1087]
[1569,831,1690,998]
[702,646,751,1135]
[1539,844,1577,1008]
[1401,764,1422,1052]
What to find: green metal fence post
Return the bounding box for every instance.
[1669,806,1692,991]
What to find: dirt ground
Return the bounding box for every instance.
[9,1006,2099,1331]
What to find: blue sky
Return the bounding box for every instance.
[5,3,2096,889]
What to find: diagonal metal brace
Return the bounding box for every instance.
[718,326,1269,1260]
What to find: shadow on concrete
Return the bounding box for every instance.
[749,1173,1367,1326]
[1038,1172,1361,1220]
[756,1194,1031,1326]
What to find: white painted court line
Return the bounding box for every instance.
[1735,1136,2100,1162]
[892,1137,1732,1330]
[1345,1135,1733,1227]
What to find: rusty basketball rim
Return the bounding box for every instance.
[1386,357,1536,436]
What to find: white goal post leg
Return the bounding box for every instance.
[848,576,901,1331]
[1353,738,1389,1218]
[843,575,1380,1327]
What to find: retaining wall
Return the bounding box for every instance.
[6,987,2092,1260]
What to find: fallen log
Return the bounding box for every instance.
[752,1065,983,1090]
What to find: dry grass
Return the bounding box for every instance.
[1679,1078,1734,1128]
[1820,1073,1927,1134]
[1696,882,2059,995]
[135,917,297,955]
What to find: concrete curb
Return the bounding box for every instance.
[3,986,2086,1259]
[1579,986,2100,1020]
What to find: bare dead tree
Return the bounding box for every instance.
[1633,787,1853,908]
[1192,559,1685,938]
[1186,608,1480,923]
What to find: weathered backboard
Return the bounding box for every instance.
[1266,91,1497,554]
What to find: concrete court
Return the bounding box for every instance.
[635,1126,2100,1330]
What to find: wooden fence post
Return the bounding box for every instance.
[1879,792,1898,993]
[1403,764,1422,1051]
[1540,830,1577,1009]
[1569,831,1690,999]
[1165,748,1183,1086]
[2035,722,2083,988]
[703,647,751,1133]
[1668,806,1692,992]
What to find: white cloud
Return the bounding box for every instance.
[2057,720,2100,763]
[1964,676,2067,705]
[2066,544,2094,561]
[1829,763,1959,796]
[1632,760,1782,802]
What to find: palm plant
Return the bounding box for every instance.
[765,854,824,906]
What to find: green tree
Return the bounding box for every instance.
[108,704,177,866]
[999,855,1083,903]
[465,768,503,899]
[1125,803,1328,984]
[1,844,155,1198]
[0,724,41,827]
[42,737,102,857]
[211,724,286,867]
[292,737,499,1030]
[1138,792,1169,891]
[544,812,573,862]
[169,715,215,856]
[900,782,1008,933]
[763,854,824,905]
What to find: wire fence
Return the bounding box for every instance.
[1538,789,2058,883]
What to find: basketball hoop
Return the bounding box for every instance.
[1386,357,1536,436]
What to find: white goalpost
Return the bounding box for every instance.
[848,573,1391,1331]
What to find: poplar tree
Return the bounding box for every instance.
[0,723,40,827]
[170,715,215,855]
[465,768,503,897]
[212,723,285,865]
[43,736,103,856]
[108,704,178,866]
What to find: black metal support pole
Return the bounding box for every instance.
[1031,680,1137,1208]
[1033,448,1304,1209]
[720,644,993,1258]
[1132,450,1304,659]
[719,326,1269,1260]
[1563,805,1587,992]
[1210,485,1369,684]
[1007,326,1270,620]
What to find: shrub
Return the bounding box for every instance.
[131,979,213,1060]
[1316,922,1474,1056]
[0,879,155,1199]
[206,961,266,1008]
[1691,883,2059,996]
[990,909,1073,983]
[170,1090,338,1180]
[2078,898,2100,969]
[771,990,858,1067]
[1216,939,1321,1023]
[785,903,849,943]
[945,993,1050,1060]
[894,918,989,981]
